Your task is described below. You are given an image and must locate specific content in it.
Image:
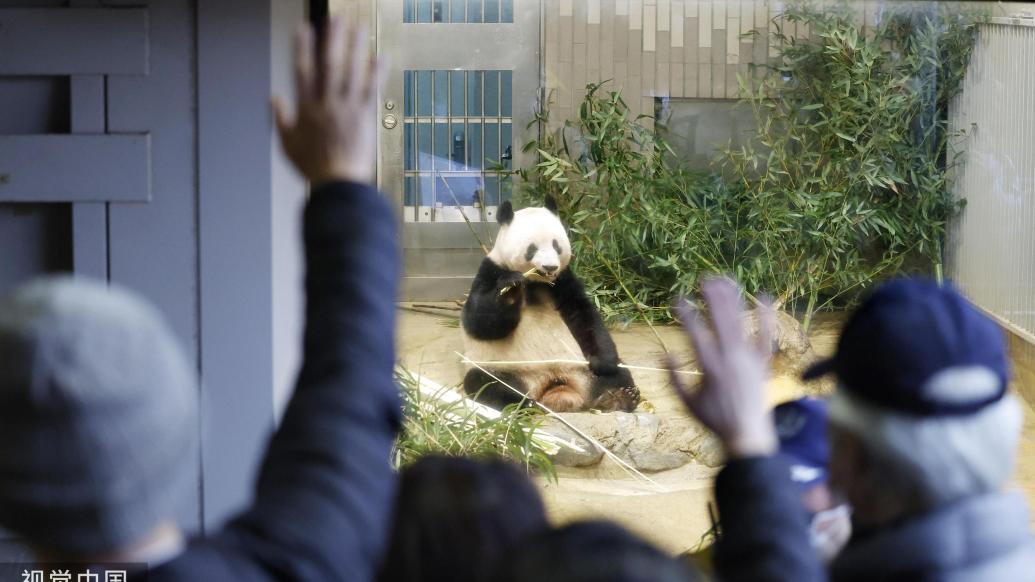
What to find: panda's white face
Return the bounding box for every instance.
[488,207,572,283]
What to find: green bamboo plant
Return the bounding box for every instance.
[393,367,557,480]
[511,2,980,328]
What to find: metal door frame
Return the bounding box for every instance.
[376,0,541,300]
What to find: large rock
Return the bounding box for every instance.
[742,308,835,397]
[543,411,723,471]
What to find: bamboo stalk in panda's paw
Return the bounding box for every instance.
[499,267,555,296]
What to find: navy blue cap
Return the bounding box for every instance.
[803,278,1009,417]
[774,398,830,488]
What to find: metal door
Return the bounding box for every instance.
[377,0,540,300]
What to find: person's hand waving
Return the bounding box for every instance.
[668,278,778,459]
[273,17,384,186]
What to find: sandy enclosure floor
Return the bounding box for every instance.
[396,307,1035,554]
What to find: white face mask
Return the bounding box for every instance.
[809,504,852,563]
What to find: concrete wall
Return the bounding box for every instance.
[0,0,308,534]
[272,0,309,420]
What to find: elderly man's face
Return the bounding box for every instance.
[828,424,863,507]
[828,422,898,530]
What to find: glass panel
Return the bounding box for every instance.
[450,0,466,23]
[500,70,512,117]
[467,121,483,170]
[483,175,499,206]
[500,175,512,202]
[501,122,512,169]
[484,0,499,23]
[406,0,513,24]
[404,176,417,205]
[418,174,434,206]
[400,72,513,223]
[434,70,448,116]
[484,122,499,167]
[417,0,432,23]
[484,70,499,116]
[416,71,432,116]
[450,122,466,170]
[404,122,415,171]
[449,71,465,117]
[656,99,762,171]
[417,122,433,170]
[467,0,482,23]
[443,176,482,206]
[403,70,414,116]
[467,71,483,116]
[434,122,450,171]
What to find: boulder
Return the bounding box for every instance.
[543,411,718,472]
[742,308,835,397]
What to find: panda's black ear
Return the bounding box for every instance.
[498,201,514,225]
[544,195,559,214]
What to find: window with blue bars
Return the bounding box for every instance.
[404,0,514,24]
[403,69,514,220]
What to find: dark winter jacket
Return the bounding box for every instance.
[152,181,401,581]
[831,491,1035,582]
[715,457,1035,582]
[712,456,827,582]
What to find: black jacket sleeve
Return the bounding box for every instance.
[712,456,828,582]
[153,181,402,581]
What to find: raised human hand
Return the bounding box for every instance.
[667,278,778,459]
[273,18,385,185]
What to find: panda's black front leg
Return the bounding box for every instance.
[551,269,640,412]
[463,368,530,410]
[462,258,526,340]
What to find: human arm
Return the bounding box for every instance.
[667,279,826,582]
[153,19,400,582]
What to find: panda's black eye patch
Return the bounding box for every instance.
[553,239,562,254]
[525,244,538,261]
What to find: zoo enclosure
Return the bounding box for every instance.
[330,0,1029,301]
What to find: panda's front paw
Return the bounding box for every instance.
[591,385,641,413]
[588,356,620,376]
[495,272,527,303]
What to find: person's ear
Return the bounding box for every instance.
[498,201,514,225]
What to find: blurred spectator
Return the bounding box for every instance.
[773,398,851,563]
[377,456,548,582]
[803,278,1034,580]
[685,397,849,576]
[668,279,827,582]
[494,520,699,582]
[0,18,400,581]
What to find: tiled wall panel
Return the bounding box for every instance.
[541,0,1022,126]
[333,1,1030,128]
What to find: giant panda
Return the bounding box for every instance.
[461,196,640,413]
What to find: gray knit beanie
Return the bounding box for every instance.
[0,276,197,555]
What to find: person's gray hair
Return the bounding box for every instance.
[0,276,197,556]
[828,384,1022,509]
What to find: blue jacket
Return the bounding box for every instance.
[152,181,402,581]
[715,457,1035,582]
[712,456,827,582]
[830,491,1035,582]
